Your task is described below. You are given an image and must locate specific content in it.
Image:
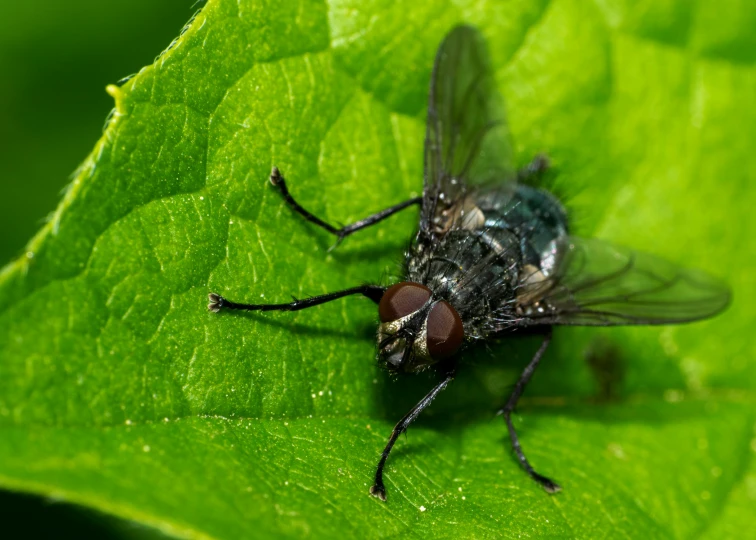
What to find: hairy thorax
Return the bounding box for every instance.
[407,185,568,339]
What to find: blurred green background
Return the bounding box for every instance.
[0,0,195,265]
[0,1,194,537]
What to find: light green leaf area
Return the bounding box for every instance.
[1,0,755,538]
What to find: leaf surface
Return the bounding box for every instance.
[1,0,755,538]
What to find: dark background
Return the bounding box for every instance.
[0,1,195,537]
[0,1,195,265]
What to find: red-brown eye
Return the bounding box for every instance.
[379,282,432,323]
[426,301,464,359]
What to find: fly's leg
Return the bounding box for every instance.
[208,285,385,313]
[500,328,561,493]
[270,166,421,245]
[370,368,456,501]
[517,154,550,182]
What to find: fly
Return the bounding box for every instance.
[208,25,730,500]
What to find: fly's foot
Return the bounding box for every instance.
[208,293,225,313]
[269,166,284,188]
[369,483,387,501]
[533,472,561,494]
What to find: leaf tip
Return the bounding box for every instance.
[105,84,125,112]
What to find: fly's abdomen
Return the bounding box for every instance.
[477,185,568,276]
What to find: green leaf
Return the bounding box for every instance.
[0,0,196,264]
[1,0,755,538]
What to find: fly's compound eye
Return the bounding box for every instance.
[379,282,432,323]
[426,300,464,360]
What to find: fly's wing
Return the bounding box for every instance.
[421,25,515,235]
[517,237,731,326]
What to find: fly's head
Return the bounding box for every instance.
[377,282,464,372]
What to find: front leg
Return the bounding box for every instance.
[370,367,456,501]
[500,328,561,493]
[270,167,421,244]
[208,285,386,313]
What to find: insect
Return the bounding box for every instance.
[208,25,730,500]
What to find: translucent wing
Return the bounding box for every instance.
[421,25,515,235]
[518,237,731,326]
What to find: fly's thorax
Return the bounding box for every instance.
[376,282,464,372]
[433,194,485,235]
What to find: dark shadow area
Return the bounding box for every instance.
[372,332,555,426]
[328,239,411,268]
[584,336,626,403]
[0,490,169,540]
[364,329,732,495]
[212,306,368,341]
[369,326,707,444]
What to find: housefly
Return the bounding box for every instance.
[208,25,730,500]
